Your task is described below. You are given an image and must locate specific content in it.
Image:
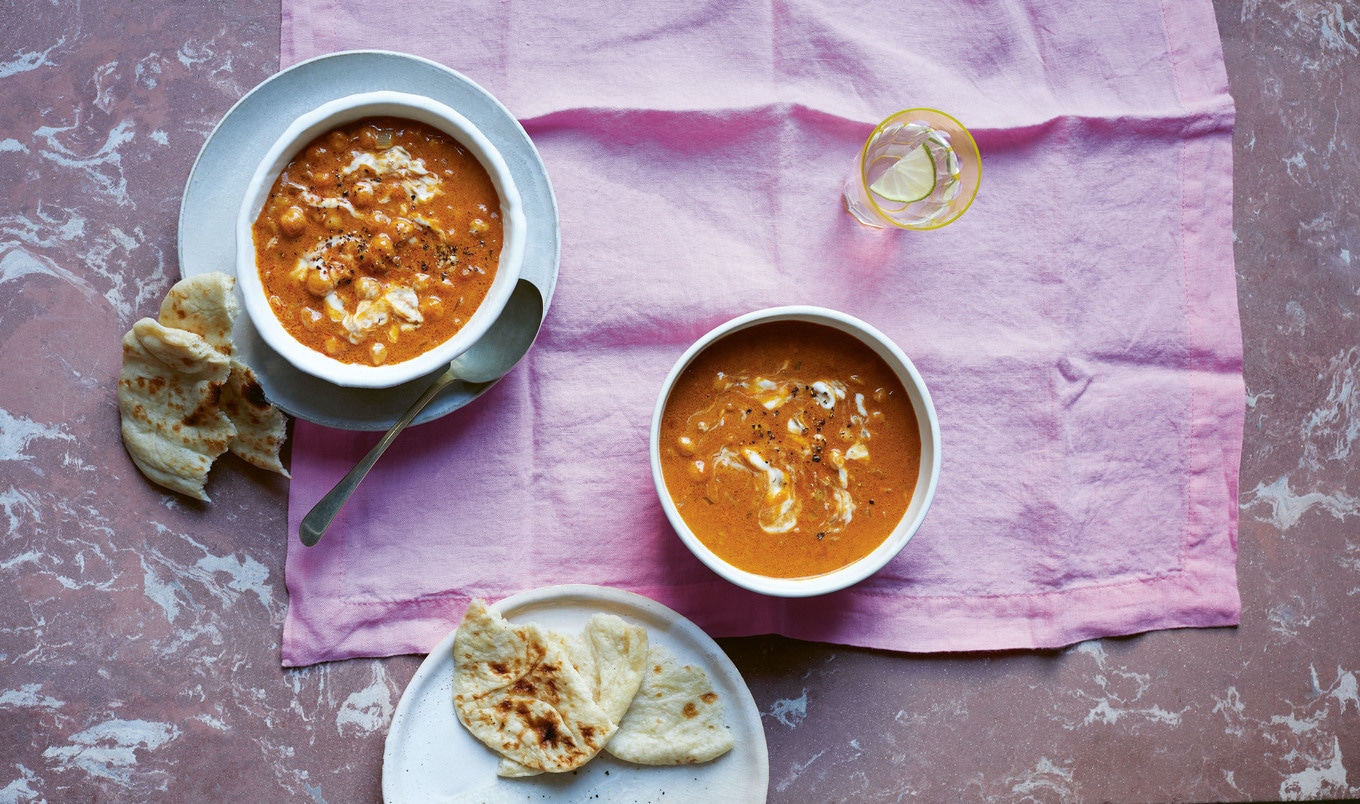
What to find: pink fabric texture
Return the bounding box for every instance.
[279,0,1243,666]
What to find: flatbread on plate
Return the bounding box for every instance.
[496,613,649,777]
[453,600,616,773]
[605,644,735,765]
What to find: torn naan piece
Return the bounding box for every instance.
[496,613,650,777]
[156,271,288,476]
[157,271,239,353]
[605,644,734,766]
[220,359,289,476]
[117,318,236,501]
[575,613,650,723]
[453,600,617,773]
[494,631,575,779]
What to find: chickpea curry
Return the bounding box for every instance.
[659,321,921,579]
[251,116,503,367]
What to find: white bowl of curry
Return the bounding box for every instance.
[651,307,941,597]
[236,91,525,388]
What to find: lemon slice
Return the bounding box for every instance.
[869,144,936,204]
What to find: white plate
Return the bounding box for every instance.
[382,585,770,803]
[177,50,559,431]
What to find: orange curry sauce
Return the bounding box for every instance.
[252,116,502,366]
[659,321,921,579]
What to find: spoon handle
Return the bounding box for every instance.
[298,368,459,546]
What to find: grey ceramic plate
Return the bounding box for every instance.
[178,50,559,431]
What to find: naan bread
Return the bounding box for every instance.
[117,318,235,501]
[605,644,734,765]
[453,600,616,773]
[118,271,289,498]
[156,272,289,476]
[496,613,649,777]
[574,613,650,723]
[220,359,289,476]
[157,271,239,353]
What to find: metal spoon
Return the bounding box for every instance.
[298,279,545,546]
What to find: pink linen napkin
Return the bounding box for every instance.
[279,0,1242,666]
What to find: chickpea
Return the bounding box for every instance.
[370,232,394,258]
[279,205,307,237]
[412,272,431,292]
[339,236,361,261]
[357,126,379,150]
[306,267,336,297]
[351,181,375,208]
[323,336,344,355]
[419,294,442,318]
[369,342,388,366]
[299,307,324,330]
[324,212,344,230]
[393,217,414,240]
[371,210,391,227]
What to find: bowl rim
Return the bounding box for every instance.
[234,90,527,389]
[649,306,942,598]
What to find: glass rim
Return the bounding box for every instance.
[859,107,982,231]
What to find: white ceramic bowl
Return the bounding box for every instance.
[650,306,941,597]
[235,91,526,388]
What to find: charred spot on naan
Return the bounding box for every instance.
[158,272,239,353]
[117,319,235,501]
[605,644,734,766]
[220,359,289,476]
[452,600,616,773]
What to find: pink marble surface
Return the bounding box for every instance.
[0,2,1355,802]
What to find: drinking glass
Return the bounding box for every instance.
[843,108,981,230]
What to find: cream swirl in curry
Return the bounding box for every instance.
[659,320,921,579]
[251,116,502,367]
